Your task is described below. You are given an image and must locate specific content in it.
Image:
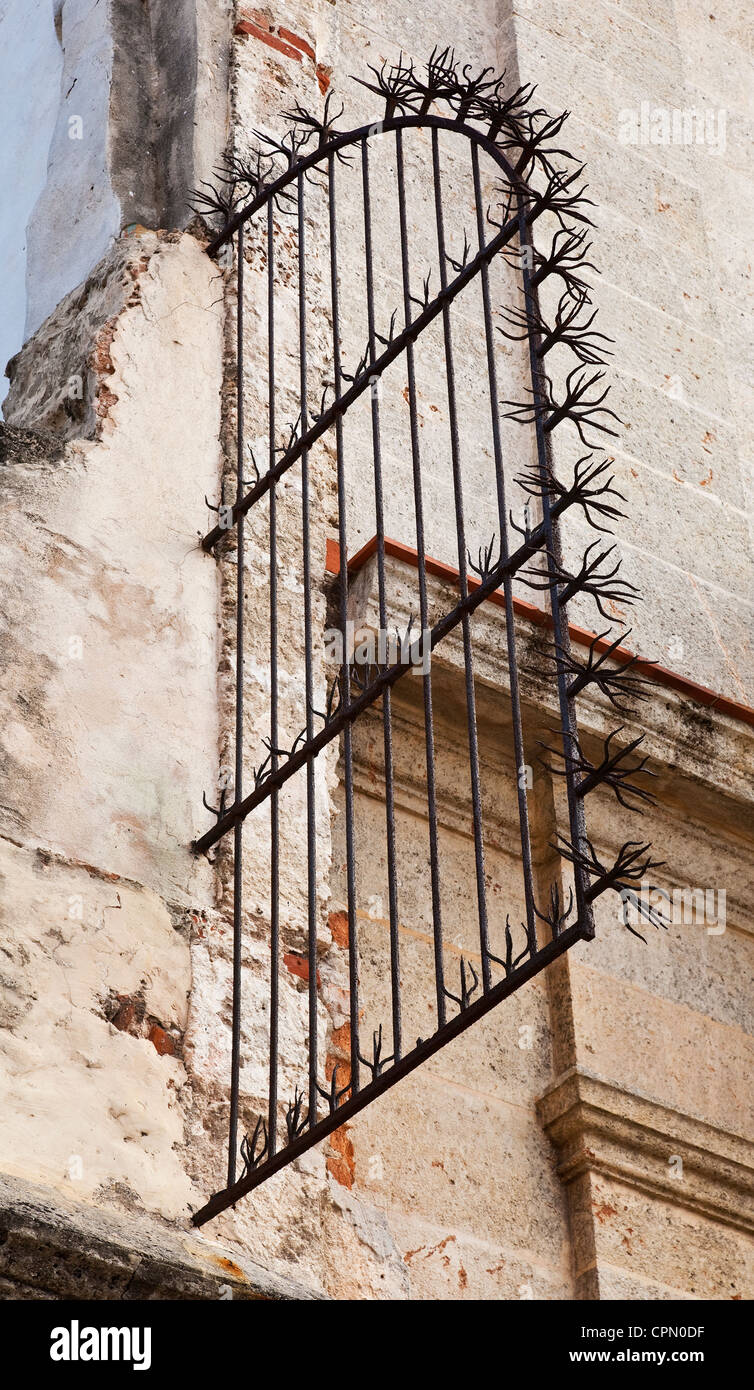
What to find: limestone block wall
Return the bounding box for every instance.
[500,0,753,698]
[188,0,753,1299]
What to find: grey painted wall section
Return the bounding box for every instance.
[2,0,215,415]
[110,0,198,232]
[0,0,64,406]
[24,0,121,344]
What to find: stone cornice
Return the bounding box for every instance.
[537,1068,754,1236]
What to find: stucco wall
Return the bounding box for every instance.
[0,231,224,1225]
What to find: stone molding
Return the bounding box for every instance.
[537,1068,754,1236]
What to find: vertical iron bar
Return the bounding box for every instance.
[431,128,491,990]
[298,174,320,1126]
[516,196,594,938]
[228,224,245,1185]
[361,136,402,1060]
[471,143,536,938]
[328,154,360,1094]
[395,128,446,1028]
[267,201,280,1153]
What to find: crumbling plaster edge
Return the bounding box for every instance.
[3,227,220,444]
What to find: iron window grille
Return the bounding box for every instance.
[190,51,664,1227]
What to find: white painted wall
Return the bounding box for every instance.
[22,0,120,348]
[0,0,122,413]
[0,0,63,407]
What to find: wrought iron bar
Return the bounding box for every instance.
[431,126,491,989]
[516,197,595,937]
[228,223,245,1186]
[328,154,361,1096]
[361,136,402,1060]
[193,920,586,1225]
[204,115,522,256]
[266,200,280,1155]
[470,139,536,939]
[296,171,319,1131]
[194,521,555,855]
[394,126,446,1028]
[200,209,526,551]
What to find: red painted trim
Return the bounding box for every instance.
[325,536,754,729]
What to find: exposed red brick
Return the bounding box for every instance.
[147,1023,177,1057]
[235,19,303,62]
[283,950,320,985]
[95,385,118,421]
[316,64,332,95]
[327,1124,355,1188]
[328,909,349,949]
[327,1021,352,1068]
[325,1026,351,1105]
[109,993,148,1036]
[278,26,315,61]
[325,536,341,575]
[246,8,272,29]
[111,996,138,1034]
[90,320,117,378]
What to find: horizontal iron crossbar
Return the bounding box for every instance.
[202,207,527,551]
[191,920,587,1225]
[193,521,550,853]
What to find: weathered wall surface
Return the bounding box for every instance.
[0,0,752,1303]
[0,232,224,1229]
[191,0,753,1300]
